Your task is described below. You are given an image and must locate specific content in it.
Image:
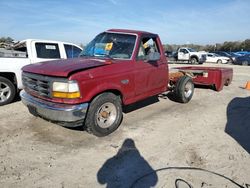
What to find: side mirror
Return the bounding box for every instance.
[147,52,160,61]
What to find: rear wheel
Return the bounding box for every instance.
[217,59,222,64]
[242,61,248,66]
[174,76,194,103]
[0,77,16,106]
[85,92,123,137]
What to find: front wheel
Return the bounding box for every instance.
[84,92,123,137]
[190,57,198,64]
[0,77,16,106]
[174,76,194,103]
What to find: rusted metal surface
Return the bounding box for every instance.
[169,72,184,81]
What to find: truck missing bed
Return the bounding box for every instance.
[20,29,233,136]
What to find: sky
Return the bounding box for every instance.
[0,0,250,45]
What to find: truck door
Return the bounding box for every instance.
[178,48,190,61]
[134,36,166,96]
[206,53,214,62]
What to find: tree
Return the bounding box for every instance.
[162,38,250,53]
[242,39,250,51]
[0,37,14,43]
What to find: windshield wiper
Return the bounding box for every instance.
[94,53,113,59]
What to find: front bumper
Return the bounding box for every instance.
[199,56,206,64]
[20,90,89,127]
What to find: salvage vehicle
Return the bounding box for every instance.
[20,29,233,137]
[173,47,206,64]
[205,53,230,64]
[0,39,82,105]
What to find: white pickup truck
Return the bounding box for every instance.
[0,39,82,105]
[173,47,206,64]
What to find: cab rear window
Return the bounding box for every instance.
[35,43,60,59]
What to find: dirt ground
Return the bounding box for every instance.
[0,63,249,188]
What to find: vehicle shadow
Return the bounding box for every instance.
[13,92,21,103]
[194,84,216,91]
[158,92,176,102]
[123,96,159,113]
[97,138,158,188]
[225,97,250,154]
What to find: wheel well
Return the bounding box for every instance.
[190,56,198,61]
[0,72,17,86]
[91,90,123,104]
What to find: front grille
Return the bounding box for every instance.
[22,72,51,98]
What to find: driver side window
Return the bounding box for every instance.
[137,37,159,60]
[180,49,188,54]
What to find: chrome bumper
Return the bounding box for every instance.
[20,90,89,126]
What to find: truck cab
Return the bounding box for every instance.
[9,39,82,63]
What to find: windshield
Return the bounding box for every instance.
[80,32,136,59]
[187,48,196,52]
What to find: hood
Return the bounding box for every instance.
[190,51,206,55]
[22,58,110,77]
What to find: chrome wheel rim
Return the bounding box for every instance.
[184,82,193,98]
[96,102,117,128]
[0,82,11,103]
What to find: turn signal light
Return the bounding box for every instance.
[52,91,80,99]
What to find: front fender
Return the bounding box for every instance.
[81,82,124,103]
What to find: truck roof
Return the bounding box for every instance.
[13,39,82,49]
[107,29,157,36]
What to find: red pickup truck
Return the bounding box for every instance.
[20,29,233,136]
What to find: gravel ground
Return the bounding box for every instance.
[0,63,249,188]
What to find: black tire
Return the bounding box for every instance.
[0,76,16,106]
[242,61,248,66]
[190,57,198,64]
[174,76,194,103]
[85,92,123,137]
[224,79,231,86]
[217,59,222,64]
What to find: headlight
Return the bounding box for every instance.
[52,81,80,99]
